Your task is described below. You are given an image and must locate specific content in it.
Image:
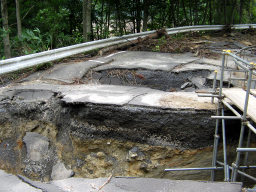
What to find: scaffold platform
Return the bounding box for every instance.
[223,88,256,123]
[165,48,256,185]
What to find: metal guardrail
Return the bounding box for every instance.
[1,24,256,75]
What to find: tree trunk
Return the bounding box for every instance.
[106,0,110,37]
[176,0,180,26]
[215,0,221,24]
[170,0,176,27]
[209,0,212,25]
[115,1,123,35]
[132,0,136,33]
[136,0,141,33]
[194,0,198,25]
[100,0,104,38]
[224,0,227,24]
[15,0,22,38]
[202,0,209,25]
[83,0,92,42]
[87,0,92,40]
[182,0,189,26]
[189,0,192,25]
[143,0,149,31]
[239,0,244,24]
[83,0,87,41]
[230,0,238,24]
[1,0,11,59]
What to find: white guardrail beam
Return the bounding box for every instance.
[1,24,256,75]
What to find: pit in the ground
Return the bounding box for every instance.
[88,69,213,92]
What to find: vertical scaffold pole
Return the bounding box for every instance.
[231,62,254,182]
[212,71,217,104]
[222,108,229,181]
[241,128,252,183]
[211,51,226,181]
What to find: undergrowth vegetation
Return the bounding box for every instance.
[1,0,256,59]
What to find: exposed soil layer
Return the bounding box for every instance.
[0,92,249,182]
[0,29,256,185]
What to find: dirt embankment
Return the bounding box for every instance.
[0,92,244,182]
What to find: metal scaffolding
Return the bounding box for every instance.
[165,49,256,184]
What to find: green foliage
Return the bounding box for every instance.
[158,36,166,45]
[2,0,256,59]
[56,32,84,48]
[0,27,10,39]
[35,62,53,71]
[33,7,69,48]
[22,28,50,53]
[172,33,185,40]
[10,28,50,56]
[154,45,160,52]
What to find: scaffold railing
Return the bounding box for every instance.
[165,48,256,185]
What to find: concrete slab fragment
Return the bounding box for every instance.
[61,89,136,105]
[4,84,60,92]
[130,91,217,109]
[51,177,242,192]
[17,174,63,192]
[197,58,223,66]
[188,76,206,89]
[60,85,163,105]
[4,83,216,109]
[0,170,243,192]
[43,58,113,83]
[181,82,193,90]
[99,76,111,84]
[19,71,46,82]
[91,72,102,79]
[14,91,54,101]
[94,51,199,71]
[0,170,41,192]
[172,63,220,72]
[109,77,122,85]
[172,63,233,82]
[198,57,236,68]
[51,162,74,180]
[2,90,16,99]
[23,132,49,161]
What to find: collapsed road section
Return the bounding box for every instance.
[0,51,250,182]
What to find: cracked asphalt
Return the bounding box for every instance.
[0,51,234,109]
[0,47,253,191]
[0,170,242,192]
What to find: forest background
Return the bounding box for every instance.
[1,0,256,60]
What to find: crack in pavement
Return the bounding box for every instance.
[127,92,148,105]
[17,175,65,192]
[17,175,46,192]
